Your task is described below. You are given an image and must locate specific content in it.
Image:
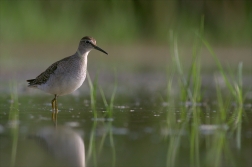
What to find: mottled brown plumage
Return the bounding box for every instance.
[27,36,108,120]
[27,57,71,86]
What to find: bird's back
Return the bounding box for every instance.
[27,54,87,96]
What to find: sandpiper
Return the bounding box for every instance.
[27,36,108,119]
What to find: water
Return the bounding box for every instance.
[0,94,251,167]
[0,44,251,166]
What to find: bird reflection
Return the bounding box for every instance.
[32,125,85,167]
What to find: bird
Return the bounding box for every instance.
[27,36,108,119]
[30,126,85,167]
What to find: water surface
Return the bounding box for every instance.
[0,94,251,167]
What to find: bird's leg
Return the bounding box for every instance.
[55,95,58,116]
[51,95,57,120]
[51,96,56,110]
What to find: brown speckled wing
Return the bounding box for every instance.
[27,56,70,86]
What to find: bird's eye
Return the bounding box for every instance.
[85,40,90,44]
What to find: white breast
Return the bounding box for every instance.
[38,54,88,96]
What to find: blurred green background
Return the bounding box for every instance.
[1,0,251,44]
[0,0,251,88]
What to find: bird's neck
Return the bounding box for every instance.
[75,49,89,71]
[76,49,90,58]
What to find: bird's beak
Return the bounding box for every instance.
[91,44,108,55]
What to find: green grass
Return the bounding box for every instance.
[8,81,19,167]
[86,71,117,167]
[99,70,117,118]
[83,17,249,165]
[162,17,249,167]
[87,72,99,119]
[86,119,98,167]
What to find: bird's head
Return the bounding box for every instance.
[79,36,108,55]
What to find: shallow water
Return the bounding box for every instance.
[0,94,251,167]
[0,44,251,166]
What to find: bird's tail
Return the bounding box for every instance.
[27,79,37,87]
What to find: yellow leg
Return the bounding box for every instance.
[55,95,58,119]
[55,95,58,112]
[51,95,57,120]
